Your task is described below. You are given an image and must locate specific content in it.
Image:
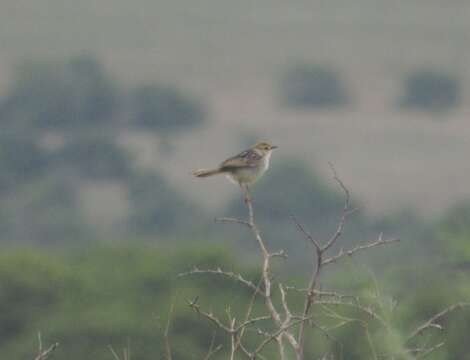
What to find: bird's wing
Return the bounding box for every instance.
[219,149,261,170]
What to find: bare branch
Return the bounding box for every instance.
[286,286,358,302]
[234,316,272,333]
[407,302,470,343]
[297,163,354,358]
[242,187,282,327]
[215,217,251,228]
[189,163,465,360]
[322,162,356,253]
[291,214,321,251]
[179,267,263,296]
[322,234,400,266]
[35,341,59,360]
[279,284,293,323]
[188,298,233,333]
[234,277,263,353]
[297,233,322,358]
[253,316,312,359]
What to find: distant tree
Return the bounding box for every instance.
[54,135,132,180]
[127,171,202,235]
[280,64,349,108]
[0,56,118,131]
[130,85,206,133]
[400,69,460,112]
[0,135,48,192]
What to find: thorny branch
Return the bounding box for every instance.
[296,164,397,359]
[185,164,466,360]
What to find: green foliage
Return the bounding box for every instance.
[0,56,118,131]
[0,245,260,360]
[400,69,460,112]
[0,245,469,359]
[280,64,349,108]
[435,201,470,263]
[0,250,68,347]
[130,84,206,133]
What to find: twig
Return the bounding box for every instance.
[291,214,321,251]
[234,277,264,354]
[253,316,312,359]
[164,304,174,360]
[415,342,445,359]
[322,234,400,266]
[179,267,263,295]
[188,297,233,333]
[109,346,121,360]
[35,341,59,360]
[407,302,470,343]
[215,217,251,228]
[322,162,356,253]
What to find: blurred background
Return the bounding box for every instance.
[1,1,470,359]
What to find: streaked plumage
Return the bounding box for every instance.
[192,141,277,186]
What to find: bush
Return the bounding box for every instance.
[435,201,470,263]
[400,69,460,112]
[130,85,206,133]
[0,245,252,360]
[280,64,349,108]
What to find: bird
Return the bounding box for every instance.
[192,141,278,189]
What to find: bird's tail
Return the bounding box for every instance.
[192,168,223,178]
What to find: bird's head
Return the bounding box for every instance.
[252,141,278,154]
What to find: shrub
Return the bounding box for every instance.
[400,69,460,112]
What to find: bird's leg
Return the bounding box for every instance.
[241,184,251,204]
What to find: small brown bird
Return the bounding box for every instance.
[193,141,278,187]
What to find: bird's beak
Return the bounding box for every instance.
[271,145,279,150]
